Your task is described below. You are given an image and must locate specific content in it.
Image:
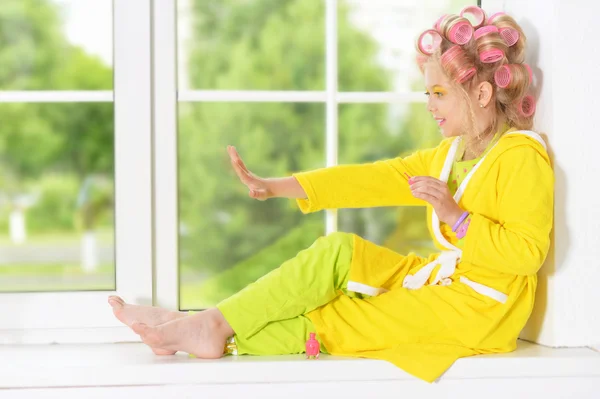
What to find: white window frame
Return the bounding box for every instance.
[0,0,153,344]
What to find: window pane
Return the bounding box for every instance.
[177,0,325,90]
[338,102,441,256]
[178,102,325,310]
[338,0,478,92]
[0,0,113,90]
[0,103,115,292]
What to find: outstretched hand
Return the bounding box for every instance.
[409,176,464,226]
[227,146,274,201]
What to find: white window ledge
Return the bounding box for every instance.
[1,340,599,398]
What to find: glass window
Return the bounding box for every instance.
[178,103,325,310]
[177,0,325,91]
[0,0,113,90]
[0,0,115,293]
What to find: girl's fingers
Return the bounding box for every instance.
[227,146,238,162]
[236,157,250,174]
[411,176,446,188]
[415,189,442,201]
[228,146,268,199]
[412,191,438,205]
[229,147,254,177]
[411,183,444,199]
[230,147,250,173]
[409,181,430,191]
[231,158,252,185]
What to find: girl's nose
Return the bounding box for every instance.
[427,99,436,113]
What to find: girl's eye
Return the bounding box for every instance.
[434,92,443,97]
[424,92,430,97]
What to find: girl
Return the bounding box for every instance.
[108,7,553,383]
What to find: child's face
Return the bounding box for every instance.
[423,63,465,138]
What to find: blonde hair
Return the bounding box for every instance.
[416,10,534,155]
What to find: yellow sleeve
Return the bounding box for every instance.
[461,146,554,276]
[292,146,440,213]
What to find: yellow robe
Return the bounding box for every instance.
[292,130,554,382]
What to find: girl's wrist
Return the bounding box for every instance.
[445,208,463,227]
[267,177,307,199]
[451,209,469,232]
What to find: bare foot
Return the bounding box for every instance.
[131,308,234,359]
[108,295,185,327]
[108,295,186,355]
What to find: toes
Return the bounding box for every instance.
[109,298,130,327]
[107,299,122,309]
[108,296,125,308]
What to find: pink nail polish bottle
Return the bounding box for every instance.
[305,332,320,359]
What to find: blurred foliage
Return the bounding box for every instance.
[0,0,114,235]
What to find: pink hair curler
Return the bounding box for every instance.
[434,14,448,31]
[494,64,533,88]
[441,45,462,64]
[480,49,504,63]
[460,6,487,29]
[524,64,533,84]
[474,25,499,40]
[442,46,477,83]
[435,14,473,45]
[494,65,511,88]
[486,12,506,24]
[447,20,473,44]
[417,29,443,55]
[457,67,477,83]
[519,95,536,117]
[499,27,520,46]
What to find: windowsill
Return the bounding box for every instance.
[1,340,599,389]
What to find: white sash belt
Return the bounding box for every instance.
[402,250,508,304]
[402,251,460,289]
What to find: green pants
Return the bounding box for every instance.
[217,232,359,355]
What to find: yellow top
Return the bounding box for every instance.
[292,129,554,382]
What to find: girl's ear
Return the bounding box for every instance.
[478,81,494,107]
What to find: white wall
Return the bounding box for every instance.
[483,0,600,347]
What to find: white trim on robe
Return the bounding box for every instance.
[347,281,389,297]
[460,276,508,304]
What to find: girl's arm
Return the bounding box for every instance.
[228,143,441,210]
[292,146,440,213]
